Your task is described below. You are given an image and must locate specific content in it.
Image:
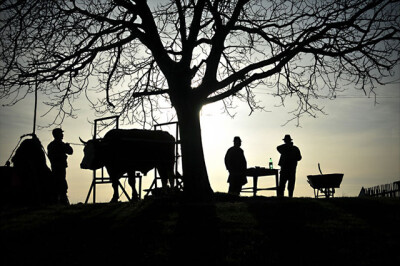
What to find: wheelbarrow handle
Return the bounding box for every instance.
[318,163,323,175]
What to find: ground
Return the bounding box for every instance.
[1,194,399,265]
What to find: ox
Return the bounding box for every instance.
[80,129,175,202]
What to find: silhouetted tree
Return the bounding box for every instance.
[1,0,399,198]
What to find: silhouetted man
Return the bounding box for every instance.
[277,135,302,197]
[47,128,73,204]
[225,136,247,196]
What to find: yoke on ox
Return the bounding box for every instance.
[80,129,176,202]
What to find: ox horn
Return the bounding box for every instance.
[79,137,87,145]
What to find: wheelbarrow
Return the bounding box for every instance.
[307,164,344,198]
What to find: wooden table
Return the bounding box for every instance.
[242,167,279,197]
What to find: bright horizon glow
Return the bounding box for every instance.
[1,0,399,204]
[1,79,399,203]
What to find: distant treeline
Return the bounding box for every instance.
[359,180,400,198]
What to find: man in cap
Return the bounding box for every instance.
[225,136,247,196]
[277,135,302,197]
[47,128,73,204]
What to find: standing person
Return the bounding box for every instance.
[225,136,247,196]
[47,128,73,204]
[277,135,302,197]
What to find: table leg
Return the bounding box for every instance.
[275,172,279,197]
[253,175,258,197]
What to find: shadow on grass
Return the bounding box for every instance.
[245,197,400,266]
[1,195,399,265]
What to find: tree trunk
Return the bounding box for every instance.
[176,103,214,199]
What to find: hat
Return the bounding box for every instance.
[233,136,241,142]
[283,134,292,141]
[52,128,64,137]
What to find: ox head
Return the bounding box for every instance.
[79,137,105,170]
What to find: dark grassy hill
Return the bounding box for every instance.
[1,195,399,266]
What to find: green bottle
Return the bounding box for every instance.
[269,158,273,169]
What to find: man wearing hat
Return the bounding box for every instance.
[225,136,247,196]
[277,135,302,197]
[47,128,73,204]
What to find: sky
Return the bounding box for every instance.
[1,74,399,203]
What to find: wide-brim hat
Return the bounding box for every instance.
[283,134,292,141]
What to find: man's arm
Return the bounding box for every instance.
[224,149,231,170]
[277,144,286,154]
[65,143,73,155]
[296,147,302,161]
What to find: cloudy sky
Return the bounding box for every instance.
[1,71,399,203]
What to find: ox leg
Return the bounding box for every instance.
[158,168,169,189]
[167,170,175,188]
[128,171,138,201]
[111,177,119,203]
[158,167,175,189]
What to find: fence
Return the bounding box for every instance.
[359,180,400,198]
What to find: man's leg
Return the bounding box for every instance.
[287,168,297,198]
[228,182,241,196]
[278,170,288,197]
[52,167,68,204]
